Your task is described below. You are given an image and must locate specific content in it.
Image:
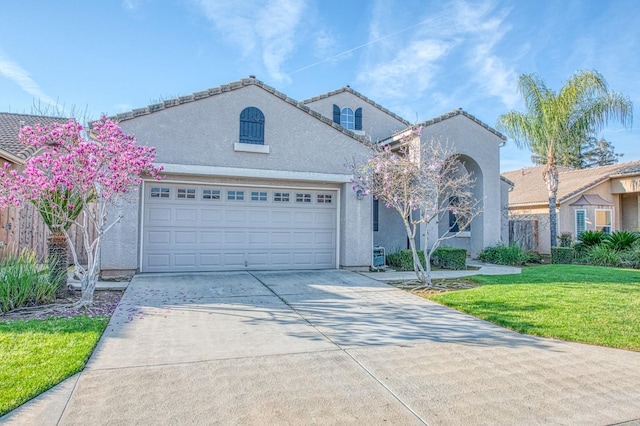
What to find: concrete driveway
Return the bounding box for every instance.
[5,270,640,425]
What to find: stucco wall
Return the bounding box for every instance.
[419,114,504,257]
[101,84,373,273]
[304,91,408,143]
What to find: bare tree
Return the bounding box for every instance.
[350,127,481,288]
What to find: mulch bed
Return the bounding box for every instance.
[0,290,124,321]
[387,278,478,296]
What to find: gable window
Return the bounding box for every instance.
[239,107,265,145]
[575,209,586,238]
[203,189,221,200]
[340,107,354,130]
[227,190,245,201]
[150,187,170,198]
[333,104,363,131]
[595,209,612,234]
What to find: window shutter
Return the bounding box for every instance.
[575,209,586,237]
[239,107,265,145]
[355,108,362,130]
[373,198,379,232]
[333,104,340,124]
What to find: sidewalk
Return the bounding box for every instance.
[360,259,521,282]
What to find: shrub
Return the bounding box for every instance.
[551,247,574,264]
[586,244,622,267]
[478,243,538,266]
[386,249,426,270]
[604,230,640,251]
[558,232,573,247]
[431,247,467,270]
[0,250,61,313]
[620,243,640,269]
[578,230,606,247]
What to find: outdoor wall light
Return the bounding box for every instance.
[356,189,364,200]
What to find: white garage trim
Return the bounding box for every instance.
[139,180,340,272]
[157,163,353,183]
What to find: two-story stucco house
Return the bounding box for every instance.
[99,77,509,276]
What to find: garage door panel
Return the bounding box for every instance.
[200,253,221,267]
[143,184,337,272]
[201,209,222,223]
[201,231,222,244]
[175,254,197,267]
[175,231,197,244]
[147,207,172,224]
[175,208,198,223]
[147,230,171,244]
[315,232,334,245]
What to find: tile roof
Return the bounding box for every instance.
[0,113,69,163]
[301,86,411,126]
[380,108,506,145]
[502,160,640,207]
[109,77,370,144]
[417,108,506,141]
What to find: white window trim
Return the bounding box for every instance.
[234,143,270,154]
[595,208,613,234]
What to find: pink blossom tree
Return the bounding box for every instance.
[0,117,161,305]
[351,127,480,288]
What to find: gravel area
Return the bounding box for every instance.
[0,290,124,320]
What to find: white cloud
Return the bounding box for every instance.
[195,0,304,83]
[0,53,63,113]
[359,0,519,110]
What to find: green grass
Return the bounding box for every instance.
[0,316,108,416]
[427,264,640,351]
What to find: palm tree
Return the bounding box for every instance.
[497,70,633,248]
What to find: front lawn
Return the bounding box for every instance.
[427,264,640,351]
[0,316,108,416]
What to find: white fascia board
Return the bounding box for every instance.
[157,163,353,183]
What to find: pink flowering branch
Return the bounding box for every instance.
[0,117,162,305]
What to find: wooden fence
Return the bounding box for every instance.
[0,202,95,264]
[509,219,538,251]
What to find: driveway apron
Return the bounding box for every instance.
[5,270,640,425]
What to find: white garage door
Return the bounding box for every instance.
[141,183,337,272]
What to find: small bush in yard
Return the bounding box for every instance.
[432,247,467,270]
[578,230,607,247]
[551,247,574,264]
[478,244,539,266]
[558,232,573,247]
[587,244,622,267]
[0,250,61,313]
[386,249,426,270]
[605,230,640,251]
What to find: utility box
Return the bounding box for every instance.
[373,246,386,267]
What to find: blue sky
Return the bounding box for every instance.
[1,0,638,171]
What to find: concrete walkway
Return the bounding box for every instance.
[360,259,522,282]
[3,270,640,425]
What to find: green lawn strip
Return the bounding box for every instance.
[427,265,640,351]
[0,316,108,416]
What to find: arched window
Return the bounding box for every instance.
[239,107,265,145]
[340,107,354,130]
[333,104,362,131]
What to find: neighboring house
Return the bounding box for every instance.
[503,160,640,254]
[99,77,510,276]
[0,113,91,261]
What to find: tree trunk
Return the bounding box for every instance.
[48,232,69,298]
[543,161,559,249]
[403,219,428,285]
